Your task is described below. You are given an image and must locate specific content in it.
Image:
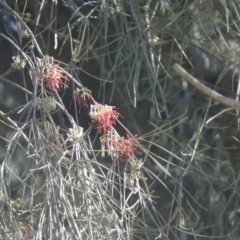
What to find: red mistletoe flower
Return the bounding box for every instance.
[90,104,121,133]
[70,87,95,113]
[19,222,34,239]
[20,222,29,231]
[100,129,119,158]
[43,66,67,92]
[111,135,140,162]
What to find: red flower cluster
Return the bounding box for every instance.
[20,222,29,231]
[43,66,67,92]
[71,88,94,113]
[89,104,140,162]
[90,105,121,133]
[110,135,140,162]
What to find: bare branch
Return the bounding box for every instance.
[172,63,240,111]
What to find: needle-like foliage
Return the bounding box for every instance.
[0,0,240,239]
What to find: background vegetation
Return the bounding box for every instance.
[0,0,240,239]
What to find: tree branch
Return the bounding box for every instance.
[172,63,240,111]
